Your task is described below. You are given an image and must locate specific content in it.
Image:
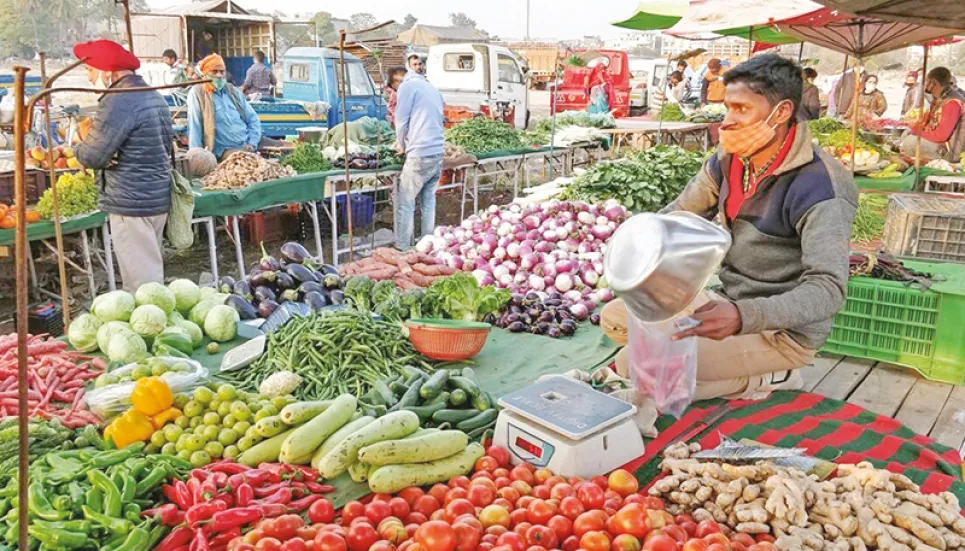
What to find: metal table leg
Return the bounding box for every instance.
[26,243,38,298]
[330,196,339,266]
[101,222,116,291]
[200,217,218,283]
[230,216,246,279]
[80,229,96,298]
[306,202,325,263]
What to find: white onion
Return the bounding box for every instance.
[498,274,513,287]
[506,242,521,258]
[555,273,574,293]
[528,274,545,291]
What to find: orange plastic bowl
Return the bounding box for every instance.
[405,319,491,361]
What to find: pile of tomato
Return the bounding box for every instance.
[222,445,779,551]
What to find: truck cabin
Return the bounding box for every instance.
[280,48,387,124]
[554,49,631,118]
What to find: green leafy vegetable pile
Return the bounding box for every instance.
[36,170,98,220]
[282,142,333,174]
[657,103,686,121]
[808,117,845,135]
[423,272,510,322]
[562,146,705,213]
[535,111,616,133]
[851,193,889,244]
[444,118,523,155]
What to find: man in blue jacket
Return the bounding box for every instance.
[394,66,445,249]
[74,40,173,291]
[187,54,262,160]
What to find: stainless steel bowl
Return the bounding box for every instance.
[297,126,327,143]
[604,212,731,322]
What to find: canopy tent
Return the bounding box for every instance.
[816,0,965,31]
[665,0,820,42]
[611,0,689,31]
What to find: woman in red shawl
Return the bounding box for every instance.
[587,57,614,114]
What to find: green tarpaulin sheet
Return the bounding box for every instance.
[854,166,955,192]
[0,211,107,247]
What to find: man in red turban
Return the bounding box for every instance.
[72,40,174,291]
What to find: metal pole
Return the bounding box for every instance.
[12,65,31,551]
[914,44,929,186]
[526,0,531,40]
[798,42,804,63]
[120,0,134,54]
[548,43,562,179]
[39,53,72,330]
[338,30,354,260]
[849,28,864,176]
[747,26,753,60]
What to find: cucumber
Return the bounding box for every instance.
[448,389,468,407]
[419,370,449,400]
[390,379,423,411]
[238,428,296,466]
[448,376,481,398]
[279,394,357,464]
[431,409,479,424]
[311,416,375,470]
[401,365,425,380]
[347,461,369,483]
[279,400,333,425]
[388,381,409,395]
[456,409,498,431]
[368,442,485,494]
[316,410,420,479]
[404,402,446,424]
[358,430,469,466]
[373,380,397,407]
[470,391,492,412]
[426,391,450,406]
[461,367,479,383]
[254,416,286,438]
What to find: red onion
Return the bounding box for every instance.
[590,225,612,240]
[514,272,529,284]
[523,216,540,230]
[514,232,527,242]
[498,274,513,287]
[543,275,555,288]
[598,288,614,302]
[503,260,518,273]
[506,242,521,258]
[526,229,541,241]
[541,262,558,278]
[528,274,546,291]
[555,273,574,293]
[580,267,599,287]
[471,233,484,244]
[472,270,494,286]
[493,265,510,280]
[569,303,589,321]
[577,211,595,225]
[494,247,507,260]
[520,254,537,270]
[555,260,575,274]
[542,230,559,243]
[534,241,554,254]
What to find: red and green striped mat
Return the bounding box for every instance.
[624,391,965,509]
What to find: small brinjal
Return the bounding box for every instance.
[233,280,252,299]
[297,281,325,299]
[589,313,601,325]
[538,311,555,323]
[560,319,578,335]
[546,325,563,338]
[328,289,345,305]
[523,292,540,306]
[254,286,277,303]
[218,276,236,295]
[322,273,341,290]
[249,270,277,287]
[279,289,299,303]
[482,313,496,325]
[225,294,258,320]
[511,294,525,307]
[286,263,318,284]
[257,299,280,318]
[303,291,330,311]
[280,242,312,264]
[319,264,339,276]
[274,272,295,290]
[259,243,281,271]
[507,321,526,333]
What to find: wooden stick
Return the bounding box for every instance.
[338,29,354,261]
[914,44,928,188]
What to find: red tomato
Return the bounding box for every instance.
[702,534,729,546]
[513,522,533,539]
[577,483,605,510]
[510,467,535,485]
[526,547,548,551]
[525,525,558,549]
[487,526,509,537]
[678,522,697,537]
[547,515,574,540]
[675,515,695,525]
[493,498,515,511]
[590,476,609,490]
[730,534,754,547]
[623,494,646,506]
[663,526,688,544]
[559,496,585,520]
[509,508,529,527]
[477,545,494,551]
[234,545,256,551]
[531,485,551,500]
[256,538,283,551]
[561,535,581,551]
[280,540,309,551]
[543,476,563,489]
[612,534,643,551]
[549,483,575,500]
[444,488,469,505]
[497,532,527,551]
[642,534,680,551]
[453,520,483,551]
[372,493,393,502]
[429,484,450,503]
[516,496,536,510]
[472,477,498,491]
[647,510,674,530]
[730,544,748,551]
[412,495,441,517]
[573,511,607,538]
[609,503,650,538]
[364,501,393,525]
[385,497,410,520]
[487,446,511,467]
[604,497,624,513]
[493,468,510,479]
[476,456,501,472]
[747,545,776,551]
[533,469,553,484]
[296,526,318,541]
[480,505,512,529]
[415,521,458,551]
[341,502,365,525]
[370,543,396,551]
[694,521,722,539]
[606,470,639,497]
[526,500,556,525]
[319,525,347,537]
[444,498,475,521]
[399,487,425,507]
[346,523,379,551]
[482,534,500,545]
[468,484,496,507]
[705,545,727,551]
[580,531,612,551]
[448,475,471,489]
[511,481,534,497]
[681,540,708,551]
[309,499,336,525]
[405,524,420,539]
[430,510,447,521]
[641,497,665,511]
[405,512,429,525]
[267,515,304,541]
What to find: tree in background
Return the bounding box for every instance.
[350,13,378,31]
[449,12,478,30]
[312,11,338,46]
[401,14,418,31]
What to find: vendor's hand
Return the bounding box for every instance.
[672,300,742,341]
[243,144,254,152]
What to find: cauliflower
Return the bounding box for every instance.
[259,371,302,397]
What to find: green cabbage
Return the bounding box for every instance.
[68,313,102,352]
[203,305,240,342]
[106,331,147,364]
[129,305,167,338]
[188,294,229,327]
[135,282,177,314]
[168,279,202,313]
[176,319,204,348]
[91,290,136,323]
[200,286,217,301]
[167,311,184,325]
[96,321,131,353]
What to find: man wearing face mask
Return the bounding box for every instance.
[187,53,262,161]
[73,40,173,291]
[902,71,923,117]
[900,67,965,163]
[601,54,857,400]
[843,74,887,125]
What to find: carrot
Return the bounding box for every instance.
[395,278,420,290]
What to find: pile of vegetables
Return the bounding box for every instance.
[202,152,295,190]
[807,117,845,135]
[851,193,889,244]
[535,111,616,133]
[35,170,98,220]
[444,118,524,155]
[0,418,80,483]
[222,309,433,401]
[651,441,965,551]
[416,200,626,298]
[281,142,333,174]
[330,146,404,170]
[360,366,498,440]
[0,333,103,427]
[657,103,687,121]
[343,277,427,323]
[339,248,458,290]
[689,103,727,123]
[494,290,607,338]
[850,252,934,288]
[564,146,704,213]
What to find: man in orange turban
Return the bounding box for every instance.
[187,53,262,159]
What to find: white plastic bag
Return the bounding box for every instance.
[84,356,208,417]
[626,311,698,418]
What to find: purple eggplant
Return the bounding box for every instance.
[217,276,236,295]
[286,263,318,284]
[507,321,526,333]
[304,291,329,311]
[274,272,295,290]
[257,300,280,318]
[279,289,299,303]
[233,280,252,300]
[328,289,345,305]
[297,281,325,299]
[589,313,601,325]
[280,242,312,264]
[226,294,258,320]
[546,325,563,338]
[482,313,496,325]
[319,264,339,276]
[254,286,277,303]
[322,273,341,290]
[250,270,276,287]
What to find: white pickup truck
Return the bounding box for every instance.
[426,43,530,130]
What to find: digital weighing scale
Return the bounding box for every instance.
[494,375,645,478]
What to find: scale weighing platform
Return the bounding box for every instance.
[494,375,645,478]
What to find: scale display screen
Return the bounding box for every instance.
[514,436,543,459]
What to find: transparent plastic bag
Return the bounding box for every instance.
[626,311,698,418]
[84,356,209,417]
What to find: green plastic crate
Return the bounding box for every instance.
[823,276,965,384]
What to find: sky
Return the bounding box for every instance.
[147,0,639,40]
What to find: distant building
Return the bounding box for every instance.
[660,35,748,59]
[604,32,661,52]
[397,25,489,47]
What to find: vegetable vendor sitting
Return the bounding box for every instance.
[601,54,858,401]
[899,67,965,163]
[187,53,262,161]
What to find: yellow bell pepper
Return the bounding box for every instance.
[130,376,173,416]
[104,410,154,448]
[149,407,182,430]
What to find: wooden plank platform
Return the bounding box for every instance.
[808,355,965,456]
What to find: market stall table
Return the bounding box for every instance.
[854,166,959,192]
[605,120,712,153]
[925,173,965,195]
[322,167,402,265]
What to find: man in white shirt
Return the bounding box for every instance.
[162,49,186,85]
